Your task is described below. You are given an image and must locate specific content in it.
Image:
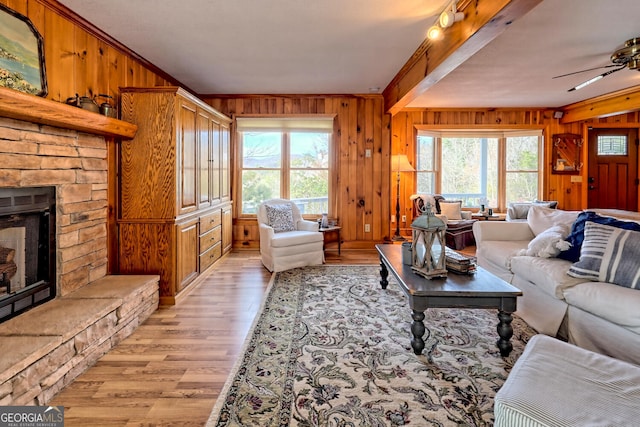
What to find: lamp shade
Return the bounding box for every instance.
[392,154,415,172]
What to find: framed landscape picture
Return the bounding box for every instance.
[0,4,47,96]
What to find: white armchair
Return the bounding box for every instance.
[257,199,324,272]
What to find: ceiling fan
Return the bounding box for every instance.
[554,37,640,92]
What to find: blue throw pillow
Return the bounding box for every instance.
[558,211,640,262]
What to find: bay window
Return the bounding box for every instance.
[416,130,543,210]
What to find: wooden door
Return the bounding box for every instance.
[178,98,198,215]
[588,128,638,210]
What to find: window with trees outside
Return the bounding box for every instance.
[237,117,333,216]
[416,130,542,210]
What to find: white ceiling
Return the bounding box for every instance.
[57,0,640,109]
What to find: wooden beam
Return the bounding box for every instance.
[560,85,640,123]
[383,0,543,115]
[0,86,137,139]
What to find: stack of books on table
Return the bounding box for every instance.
[444,246,476,275]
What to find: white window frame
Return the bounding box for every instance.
[416,128,543,211]
[236,116,334,217]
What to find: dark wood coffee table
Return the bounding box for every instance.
[375,244,522,357]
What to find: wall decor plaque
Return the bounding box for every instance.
[552,133,583,175]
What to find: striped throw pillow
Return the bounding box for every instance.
[568,221,640,289]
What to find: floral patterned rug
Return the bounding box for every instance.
[206,265,536,427]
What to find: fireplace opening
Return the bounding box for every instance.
[0,187,56,323]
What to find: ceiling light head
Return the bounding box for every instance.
[439,10,464,28]
[427,25,443,40]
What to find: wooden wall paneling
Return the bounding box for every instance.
[118,222,175,299]
[107,45,126,108]
[74,25,89,97]
[361,98,373,240]
[379,101,391,241]
[370,98,381,240]
[44,9,75,101]
[347,99,358,241]
[391,111,406,237]
[3,0,25,14]
[94,39,109,98]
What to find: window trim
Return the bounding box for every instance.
[235,115,335,218]
[414,126,544,211]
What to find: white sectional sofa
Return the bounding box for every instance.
[473,206,640,365]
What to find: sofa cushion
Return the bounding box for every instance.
[478,240,529,270]
[558,211,640,262]
[510,256,584,299]
[534,199,558,209]
[270,230,323,247]
[568,222,640,289]
[507,201,558,221]
[264,203,295,233]
[527,205,579,236]
[563,281,640,332]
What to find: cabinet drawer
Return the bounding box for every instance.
[199,225,222,253]
[199,241,222,271]
[200,210,222,233]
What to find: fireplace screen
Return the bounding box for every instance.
[0,187,55,322]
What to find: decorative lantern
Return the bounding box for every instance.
[410,204,448,279]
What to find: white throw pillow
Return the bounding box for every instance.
[527,205,579,236]
[516,224,572,258]
[439,200,462,220]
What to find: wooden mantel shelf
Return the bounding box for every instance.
[0,86,137,139]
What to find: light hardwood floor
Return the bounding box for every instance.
[49,249,380,426]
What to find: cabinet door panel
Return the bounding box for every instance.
[178,100,197,215]
[177,220,199,291]
[198,110,211,207]
[221,122,230,201]
[211,119,221,202]
[222,205,232,253]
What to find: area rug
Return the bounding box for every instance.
[206,265,537,427]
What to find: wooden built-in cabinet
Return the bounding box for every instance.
[118,87,232,304]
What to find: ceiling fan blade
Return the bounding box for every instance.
[567,65,627,92]
[552,64,620,79]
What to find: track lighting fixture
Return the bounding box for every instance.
[427,1,463,40]
[439,4,464,28]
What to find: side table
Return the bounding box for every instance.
[319,226,341,255]
[471,213,506,221]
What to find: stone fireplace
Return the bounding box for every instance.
[0,116,110,306]
[0,90,159,406]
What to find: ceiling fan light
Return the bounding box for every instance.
[427,25,443,40]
